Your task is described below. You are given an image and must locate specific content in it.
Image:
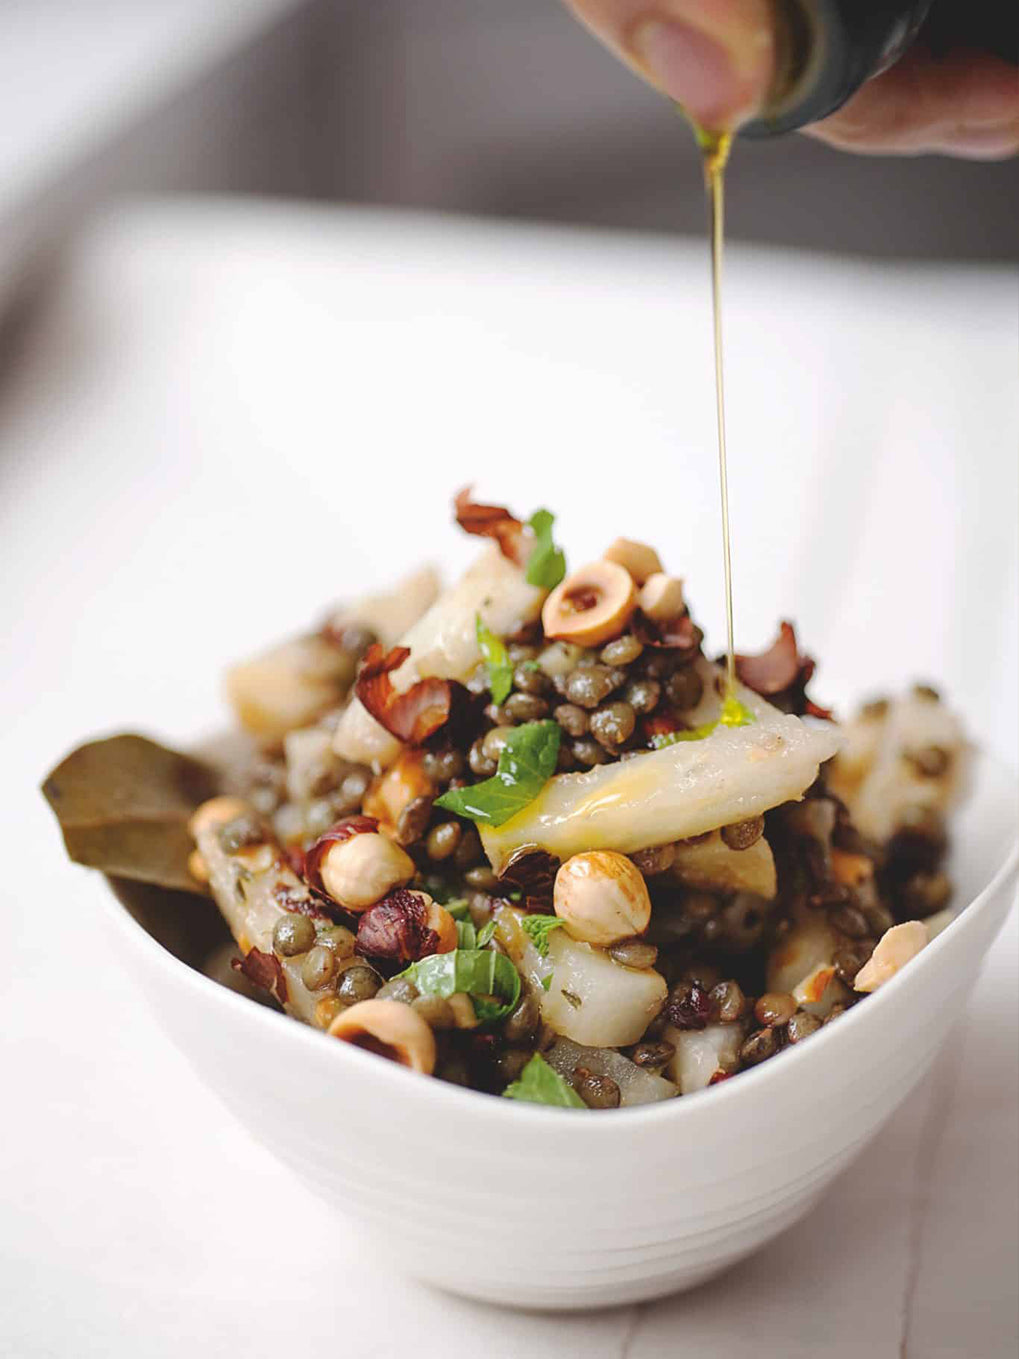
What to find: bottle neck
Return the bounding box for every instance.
[742,0,932,138]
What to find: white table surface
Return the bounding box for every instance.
[1,201,1016,1358]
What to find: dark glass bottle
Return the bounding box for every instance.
[743,0,1017,138]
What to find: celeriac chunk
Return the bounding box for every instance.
[481,689,841,871]
[669,829,777,899]
[494,905,667,1048]
[333,545,545,769]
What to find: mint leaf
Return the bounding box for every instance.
[521,913,565,957]
[434,721,560,827]
[476,615,513,705]
[398,948,521,1023]
[503,1053,585,1108]
[525,509,566,590]
[456,919,477,950]
[476,919,497,948]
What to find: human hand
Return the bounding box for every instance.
[563,0,1019,158]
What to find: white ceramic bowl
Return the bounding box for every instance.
[95,752,1017,1310]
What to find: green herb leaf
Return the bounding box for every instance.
[540,974,553,992]
[475,615,514,705]
[434,721,561,827]
[525,510,566,591]
[503,1053,585,1109]
[476,919,497,948]
[398,949,521,1023]
[520,913,566,958]
[456,919,477,950]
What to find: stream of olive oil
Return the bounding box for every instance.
[697,127,743,719]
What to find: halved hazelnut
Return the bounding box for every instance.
[853,921,929,992]
[542,561,637,647]
[638,573,685,623]
[329,998,436,1073]
[603,538,663,585]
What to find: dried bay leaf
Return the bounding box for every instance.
[41,734,218,894]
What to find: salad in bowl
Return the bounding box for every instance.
[44,490,970,1111]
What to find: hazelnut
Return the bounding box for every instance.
[638,573,685,623]
[426,898,458,954]
[356,889,455,962]
[187,849,210,884]
[553,850,652,946]
[542,561,637,648]
[602,537,663,585]
[318,831,415,912]
[189,795,248,838]
[329,999,436,1074]
[853,921,929,992]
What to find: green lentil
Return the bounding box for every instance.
[504,691,550,722]
[720,815,765,851]
[316,925,357,959]
[590,701,636,749]
[273,913,316,957]
[623,677,661,714]
[600,634,643,666]
[665,665,705,710]
[571,737,610,767]
[565,665,621,709]
[786,1011,821,1044]
[754,992,797,1027]
[512,663,550,696]
[554,703,589,737]
[426,821,462,861]
[608,939,659,970]
[301,945,336,991]
[573,1068,621,1109]
[336,964,382,1003]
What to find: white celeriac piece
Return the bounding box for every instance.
[333,545,545,768]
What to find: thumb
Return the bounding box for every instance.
[563,0,776,131]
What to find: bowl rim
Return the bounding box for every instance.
[93,751,1019,1132]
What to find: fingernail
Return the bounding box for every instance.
[631,12,770,129]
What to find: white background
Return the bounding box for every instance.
[1,201,1016,1356]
